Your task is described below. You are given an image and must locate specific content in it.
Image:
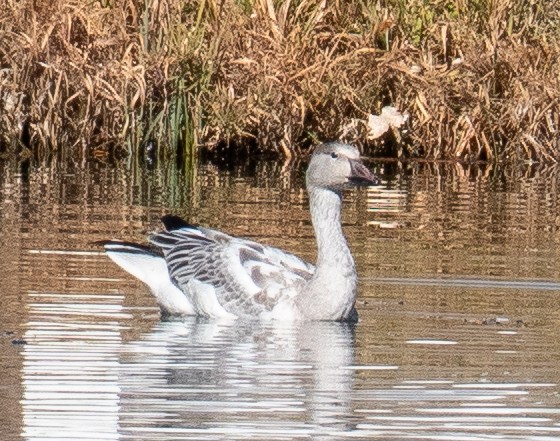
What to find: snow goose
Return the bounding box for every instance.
[101,142,379,321]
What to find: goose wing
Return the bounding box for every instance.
[149,217,314,318]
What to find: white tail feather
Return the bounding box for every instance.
[104,243,195,316]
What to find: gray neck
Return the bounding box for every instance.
[299,186,357,320]
[309,186,352,268]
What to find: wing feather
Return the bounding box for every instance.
[149,225,314,318]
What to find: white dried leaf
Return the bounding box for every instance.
[366,106,408,140]
[410,64,422,74]
[380,106,409,128]
[366,114,390,140]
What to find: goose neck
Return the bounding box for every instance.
[308,186,350,266]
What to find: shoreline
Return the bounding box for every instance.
[1,0,558,161]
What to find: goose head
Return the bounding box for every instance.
[306,142,380,191]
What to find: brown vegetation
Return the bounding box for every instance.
[0,0,559,161]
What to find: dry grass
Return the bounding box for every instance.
[0,0,559,161]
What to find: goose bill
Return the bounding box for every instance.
[348,160,380,186]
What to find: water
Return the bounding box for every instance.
[2,156,560,440]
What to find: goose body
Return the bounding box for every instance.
[102,142,379,321]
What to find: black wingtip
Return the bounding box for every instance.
[93,239,135,247]
[161,214,196,231]
[93,240,157,254]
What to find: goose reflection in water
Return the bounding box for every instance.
[119,320,356,440]
[22,310,356,441]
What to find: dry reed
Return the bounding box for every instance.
[0,0,558,161]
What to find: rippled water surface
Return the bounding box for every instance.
[2,156,560,440]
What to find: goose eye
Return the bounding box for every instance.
[330,152,338,159]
